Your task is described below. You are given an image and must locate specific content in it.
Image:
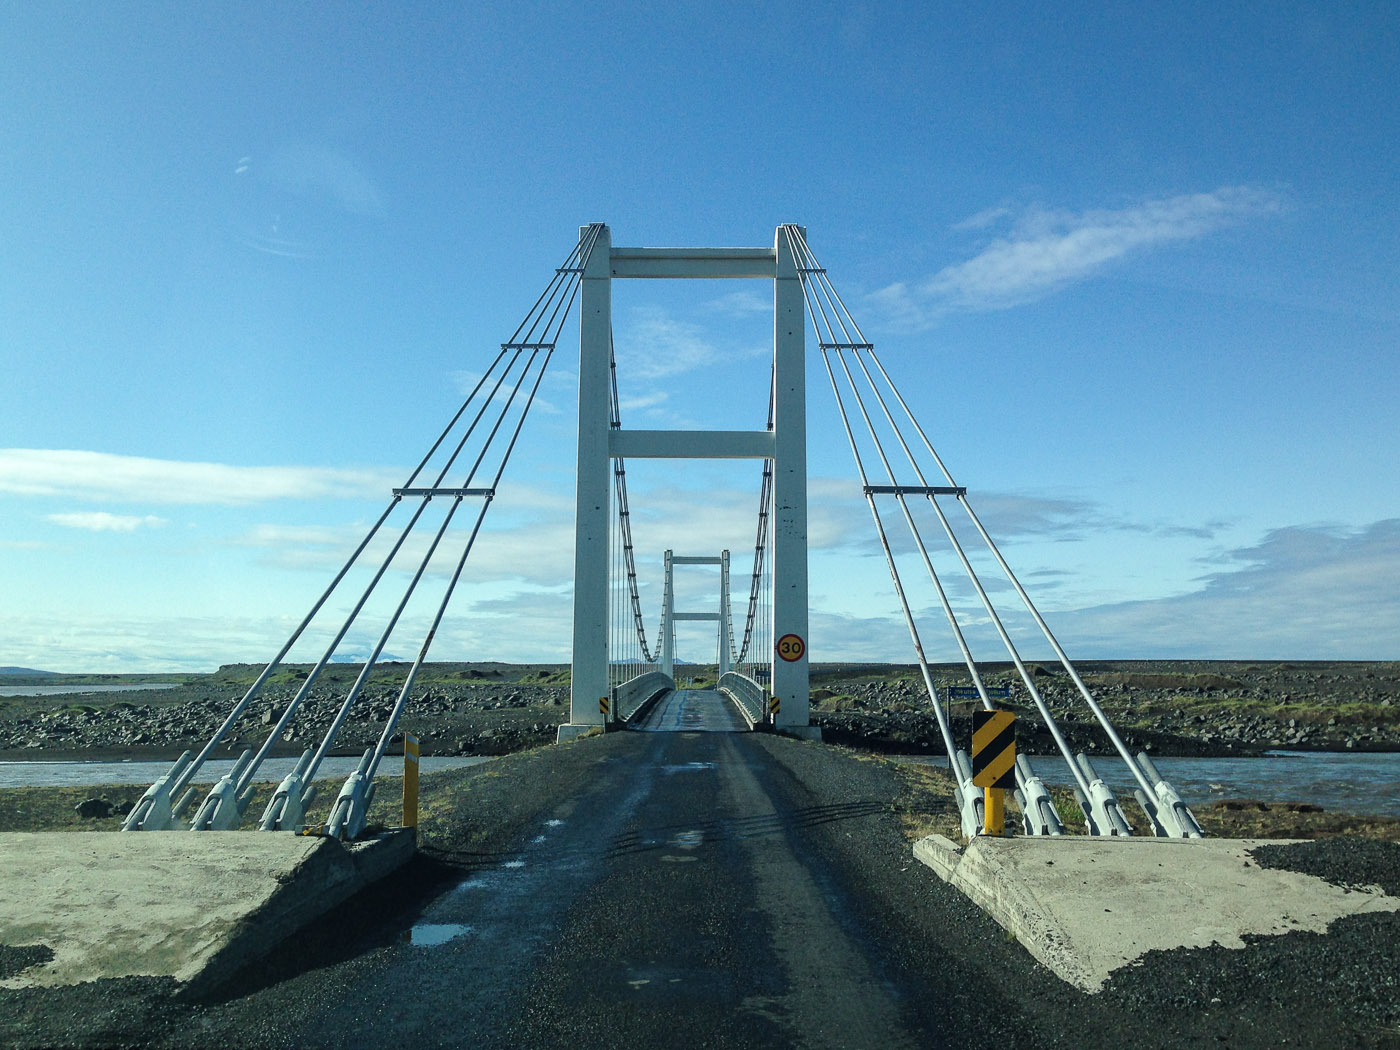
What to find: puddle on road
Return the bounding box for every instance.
[406,923,472,947]
[662,762,718,775]
[449,817,566,894]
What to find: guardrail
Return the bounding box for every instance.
[717,672,765,728]
[614,671,674,722]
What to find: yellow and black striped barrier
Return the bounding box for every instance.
[769,695,781,721]
[599,696,610,718]
[972,709,1016,836]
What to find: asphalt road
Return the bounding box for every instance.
[209,700,945,1048]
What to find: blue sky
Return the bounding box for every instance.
[2,2,1397,672]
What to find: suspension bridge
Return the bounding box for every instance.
[122,223,1201,843]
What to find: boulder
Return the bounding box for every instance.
[74,797,113,819]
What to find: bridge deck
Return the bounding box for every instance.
[631,688,749,733]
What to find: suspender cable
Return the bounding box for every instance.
[302,347,549,792]
[361,347,559,787]
[733,375,776,669]
[134,225,601,833]
[609,332,660,666]
[845,347,1096,802]
[782,224,1177,833]
[866,349,1159,803]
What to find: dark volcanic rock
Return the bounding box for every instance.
[1250,837,1400,896]
[74,797,113,819]
[0,944,53,981]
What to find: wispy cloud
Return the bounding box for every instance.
[614,306,723,380]
[1051,519,1400,659]
[233,490,578,586]
[703,289,771,316]
[260,144,383,217]
[47,512,168,532]
[619,391,670,414]
[872,186,1285,327]
[0,449,399,505]
[449,367,561,415]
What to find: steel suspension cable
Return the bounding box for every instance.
[846,347,1095,801]
[161,341,528,807]
[865,350,1156,801]
[237,345,536,797]
[301,346,550,790]
[249,227,602,794]
[783,224,1149,809]
[362,345,560,784]
[155,226,601,829]
[816,343,962,762]
[731,373,777,668]
[784,224,1093,798]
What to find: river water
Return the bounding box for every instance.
[0,754,490,789]
[0,682,182,697]
[2,750,1396,817]
[910,750,1400,819]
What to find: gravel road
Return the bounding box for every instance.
[2,729,1398,1049]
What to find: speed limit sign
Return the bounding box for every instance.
[775,633,806,662]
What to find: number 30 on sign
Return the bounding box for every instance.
[775,633,806,662]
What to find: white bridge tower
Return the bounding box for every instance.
[561,225,813,738]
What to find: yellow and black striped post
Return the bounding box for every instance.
[402,732,420,829]
[971,710,1016,836]
[768,696,781,722]
[599,696,610,720]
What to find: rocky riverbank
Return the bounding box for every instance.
[0,663,570,761]
[2,659,1397,762]
[810,659,1400,756]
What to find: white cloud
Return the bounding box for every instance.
[703,289,771,316]
[619,391,670,413]
[1049,519,1400,659]
[47,512,168,532]
[872,186,1285,326]
[261,143,383,217]
[449,364,561,415]
[0,449,399,505]
[614,306,723,380]
[234,502,578,587]
[951,204,1013,231]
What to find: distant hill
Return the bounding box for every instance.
[0,666,53,676]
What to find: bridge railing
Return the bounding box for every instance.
[717,672,765,728]
[614,671,674,722]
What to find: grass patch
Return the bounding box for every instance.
[0,777,406,834]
